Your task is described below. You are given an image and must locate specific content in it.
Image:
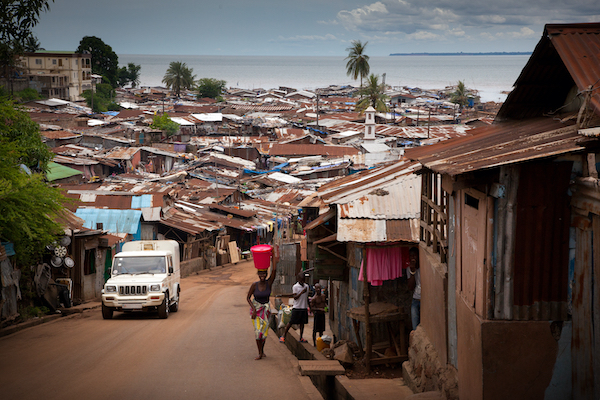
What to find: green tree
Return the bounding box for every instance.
[197,78,226,100]
[0,97,67,267]
[76,36,119,87]
[82,82,118,112]
[150,113,179,137]
[23,35,44,52]
[450,80,470,110]
[345,40,370,88]
[14,88,42,102]
[1,1,53,93]
[117,63,141,88]
[162,61,196,97]
[355,74,388,114]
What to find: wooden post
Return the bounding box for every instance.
[362,246,371,372]
[502,166,519,320]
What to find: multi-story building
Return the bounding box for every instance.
[19,51,92,101]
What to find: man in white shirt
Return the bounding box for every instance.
[280,272,310,343]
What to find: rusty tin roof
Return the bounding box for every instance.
[405,118,589,176]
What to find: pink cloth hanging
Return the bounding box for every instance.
[359,246,407,286]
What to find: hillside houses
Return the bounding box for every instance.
[12,44,500,346]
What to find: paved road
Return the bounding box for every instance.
[0,261,320,400]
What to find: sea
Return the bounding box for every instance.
[118,54,530,103]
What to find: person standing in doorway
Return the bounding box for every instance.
[247,258,277,360]
[310,283,327,346]
[280,272,310,343]
[407,247,421,330]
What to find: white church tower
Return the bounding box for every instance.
[364,106,376,140]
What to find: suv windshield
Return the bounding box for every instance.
[113,256,166,274]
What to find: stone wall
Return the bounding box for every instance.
[180,256,207,277]
[402,325,458,400]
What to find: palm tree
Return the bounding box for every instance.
[24,35,44,52]
[355,74,388,114]
[162,61,196,97]
[345,40,370,88]
[450,80,470,110]
[127,63,141,88]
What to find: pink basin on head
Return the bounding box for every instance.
[251,244,273,269]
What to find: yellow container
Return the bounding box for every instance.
[316,337,330,352]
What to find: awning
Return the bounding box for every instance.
[305,208,336,230]
[314,233,337,244]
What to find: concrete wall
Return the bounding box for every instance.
[180,256,208,278]
[457,294,560,400]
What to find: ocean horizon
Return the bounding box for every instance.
[118,54,530,103]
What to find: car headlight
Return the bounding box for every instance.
[105,285,117,293]
[149,284,161,292]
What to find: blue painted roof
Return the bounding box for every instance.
[75,209,141,234]
[131,194,153,209]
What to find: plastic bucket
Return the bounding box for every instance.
[251,244,272,270]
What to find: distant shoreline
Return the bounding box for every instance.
[389,52,531,56]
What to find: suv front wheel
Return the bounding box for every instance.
[158,293,169,319]
[102,303,113,319]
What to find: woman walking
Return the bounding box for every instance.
[247,258,276,360]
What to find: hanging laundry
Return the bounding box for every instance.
[359,246,406,286]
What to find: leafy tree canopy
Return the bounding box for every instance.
[82,83,118,113]
[150,113,179,137]
[355,74,388,114]
[197,78,226,100]
[162,61,196,97]
[118,63,141,88]
[1,1,53,91]
[450,80,473,109]
[13,88,42,103]
[76,36,119,87]
[0,96,66,266]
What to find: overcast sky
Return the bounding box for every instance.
[33,0,600,56]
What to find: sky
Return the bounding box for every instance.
[32,0,600,56]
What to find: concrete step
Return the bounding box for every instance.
[299,360,346,376]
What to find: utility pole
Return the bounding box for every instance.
[428,107,431,139]
[238,166,241,209]
[316,94,320,129]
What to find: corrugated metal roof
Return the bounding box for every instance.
[546,23,600,117]
[41,130,82,139]
[303,159,421,243]
[141,207,161,221]
[262,188,313,205]
[318,159,421,205]
[405,118,588,176]
[209,204,256,218]
[337,174,420,220]
[53,155,99,166]
[261,143,360,157]
[46,162,82,181]
[337,219,418,243]
[131,195,153,209]
[75,208,141,234]
[162,208,221,234]
[104,147,140,160]
[498,23,600,120]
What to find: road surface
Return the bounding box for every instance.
[0,260,320,400]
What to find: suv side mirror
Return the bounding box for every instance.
[169,266,174,274]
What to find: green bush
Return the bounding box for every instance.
[22,305,50,318]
